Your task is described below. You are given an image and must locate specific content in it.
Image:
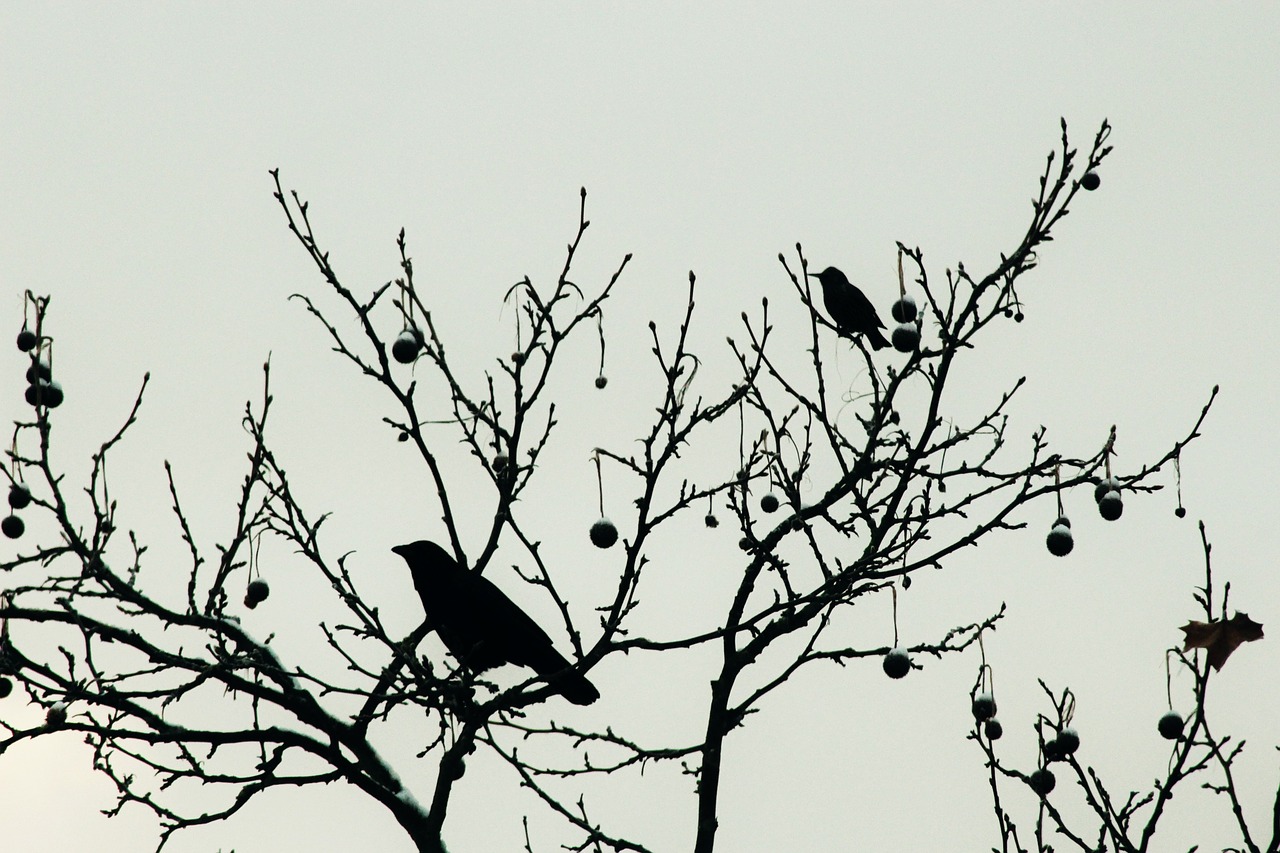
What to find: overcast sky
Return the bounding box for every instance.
[2,4,1278,851]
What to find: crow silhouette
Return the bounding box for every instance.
[392,540,599,705]
[807,266,889,349]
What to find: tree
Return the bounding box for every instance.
[0,120,1266,851]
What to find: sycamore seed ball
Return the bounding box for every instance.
[971,693,997,721]
[590,518,619,549]
[891,294,918,324]
[1029,767,1056,796]
[391,330,420,364]
[8,484,31,510]
[1056,727,1080,755]
[1046,522,1074,556]
[46,702,68,729]
[25,360,51,384]
[1158,711,1184,740]
[704,514,719,528]
[760,493,780,513]
[0,677,11,698]
[1,515,23,539]
[984,718,1003,740]
[1175,506,1187,518]
[1081,171,1101,191]
[16,330,36,352]
[1098,490,1123,521]
[595,375,608,389]
[882,647,911,679]
[1094,477,1121,503]
[43,380,63,408]
[892,323,920,353]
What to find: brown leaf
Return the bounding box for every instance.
[1180,612,1265,671]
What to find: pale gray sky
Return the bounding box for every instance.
[2,4,1278,851]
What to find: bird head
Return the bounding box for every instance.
[806,266,848,290]
[392,540,453,568]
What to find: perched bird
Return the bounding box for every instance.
[807,266,889,350]
[392,540,599,705]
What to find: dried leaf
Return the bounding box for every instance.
[1180,612,1264,671]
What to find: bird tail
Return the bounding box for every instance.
[523,645,600,705]
[867,328,890,350]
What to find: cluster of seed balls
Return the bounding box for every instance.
[1044,476,1126,558]
[969,689,1186,798]
[4,327,63,540]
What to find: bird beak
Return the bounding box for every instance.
[804,271,816,278]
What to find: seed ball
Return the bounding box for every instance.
[1158,711,1184,740]
[247,579,270,604]
[1081,171,1101,191]
[8,484,31,510]
[25,360,51,384]
[971,693,997,721]
[704,514,719,528]
[1046,523,1074,557]
[901,575,911,589]
[1043,738,1064,762]
[594,375,609,390]
[760,493,780,513]
[1098,491,1123,521]
[984,718,1003,740]
[16,330,36,352]
[1175,506,1187,518]
[891,295,918,323]
[590,518,619,549]
[882,647,911,679]
[493,453,509,474]
[391,330,420,364]
[46,702,68,729]
[1094,477,1121,503]
[0,677,11,698]
[1054,515,1071,528]
[43,381,63,408]
[1003,308,1013,318]
[24,385,39,406]
[1029,768,1056,796]
[738,536,752,551]
[1,515,23,539]
[1014,312,1024,322]
[1056,727,1080,755]
[511,351,525,365]
[892,323,920,353]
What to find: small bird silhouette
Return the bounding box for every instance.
[807,266,889,350]
[392,540,599,705]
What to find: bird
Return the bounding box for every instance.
[807,266,890,349]
[392,540,599,705]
